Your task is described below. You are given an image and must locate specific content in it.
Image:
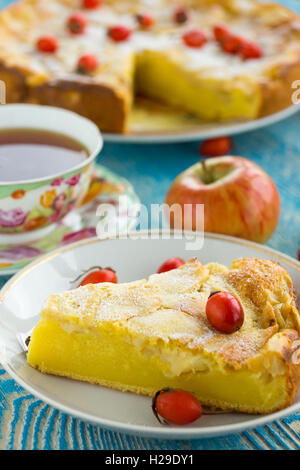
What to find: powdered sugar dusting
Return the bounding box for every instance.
[41,256,300,366]
[0,0,297,81]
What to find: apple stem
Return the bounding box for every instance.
[201,159,213,184]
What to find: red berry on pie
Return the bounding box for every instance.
[83,0,102,9]
[157,257,185,274]
[221,34,242,54]
[182,29,207,48]
[174,7,189,24]
[77,54,99,73]
[213,24,230,42]
[153,389,202,425]
[108,25,132,42]
[79,268,118,286]
[136,13,155,29]
[199,136,232,156]
[206,291,244,334]
[67,13,87,35]
[36,36,59,53]
[240,41,263,60]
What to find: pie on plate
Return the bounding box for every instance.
[1,0,300,133]
[27,257,300,415]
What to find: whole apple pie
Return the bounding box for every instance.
[0,0,300,133]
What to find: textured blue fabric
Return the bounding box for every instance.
[0,0,300,450]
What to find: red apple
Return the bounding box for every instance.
[165,156,280,243]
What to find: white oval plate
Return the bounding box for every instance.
[103,104,300,144]
[0,231,299,440]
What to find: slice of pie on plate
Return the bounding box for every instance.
[27,257,300,414]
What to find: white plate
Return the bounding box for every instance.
[103,104,300,144]
[0,231,299,440]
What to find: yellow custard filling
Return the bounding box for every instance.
[136,50,262,121]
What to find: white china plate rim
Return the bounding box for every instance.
[103,104,300,144]
[1,230,300,440]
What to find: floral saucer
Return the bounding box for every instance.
[0,165,140,276]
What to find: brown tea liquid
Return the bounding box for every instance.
[0,129,89,182]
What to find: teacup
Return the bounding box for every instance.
[0,104,102,244]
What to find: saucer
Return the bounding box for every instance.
[0,165,140,276]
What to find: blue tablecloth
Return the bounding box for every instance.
[0,0,300,450]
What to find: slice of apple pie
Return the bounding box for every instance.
[27,257,300,414]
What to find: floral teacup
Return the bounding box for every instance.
[0,105,102,244]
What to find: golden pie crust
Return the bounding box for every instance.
[0,0,300,133]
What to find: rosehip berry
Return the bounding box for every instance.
[36,36,58,53]
[213,24,230,42]
[79,268,118,286]
[153,389,202,425]
[77,54,99,73]
[298,249,300,261]
[240,41,263,60]
[136,13,155,29]
[108,25,132,42]
[221,34,242,54]
[199,136,232,157]
[206,291,244,334]
[182,29,207,48]
[157,258,185,274]
[174,7,189,24]
[83,0,102,9]
[67,13,87,35]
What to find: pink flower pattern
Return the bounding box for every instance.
[0,246,40,260]
[53,193,67,211]
[49,210,62,223]
[51,178,64,187]
[0,208,28,228]
[61,227,97,245]
[66,174,81,186]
